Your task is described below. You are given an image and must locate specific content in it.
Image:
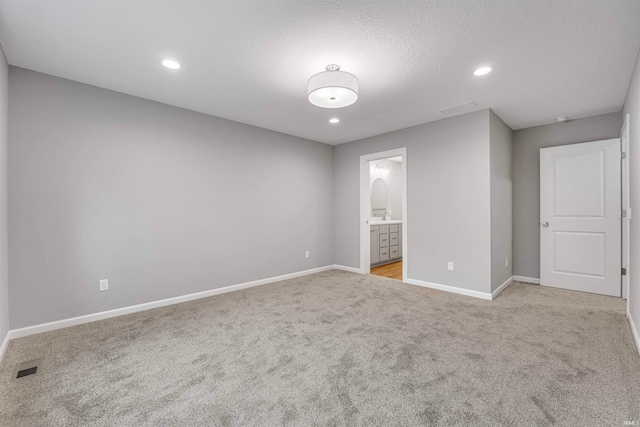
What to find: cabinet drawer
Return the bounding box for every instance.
[390,232,399,246]
[390,245,399,259]
[379,225,389,234]
[379,233,389,248]
[379,247,390,261]
[390,224,399,233]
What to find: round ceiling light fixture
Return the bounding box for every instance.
[308,64,359,108]
[329,118,340,124]
[162,59,181,70]
[474,66,492,76]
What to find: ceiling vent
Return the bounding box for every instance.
[439,101,478,115]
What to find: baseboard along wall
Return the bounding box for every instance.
[5,265,353,352]
[0,267,522,364]
[513,275,541,284]
[628,310,640,356]
[492,276,514,299]
[405,278,492,300]
[0,332,10,366]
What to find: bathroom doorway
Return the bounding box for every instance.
[359,148,407,282]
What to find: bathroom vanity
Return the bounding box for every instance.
[370,221,402,266]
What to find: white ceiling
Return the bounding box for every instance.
[1,1,639,145]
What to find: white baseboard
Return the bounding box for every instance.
[332,264,362,274]
[6,265,336,343]
[0,331,10,364]
[405,277,493,300]
[513,275,540,285]
[628,309,640,356]
[492,276,514,299]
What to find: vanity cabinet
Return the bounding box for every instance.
[370,226,379,264]
[370,223,402,267]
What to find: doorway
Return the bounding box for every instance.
[540,138,621,296]
[359,148,407,282]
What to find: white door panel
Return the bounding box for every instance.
[540,139,621,297]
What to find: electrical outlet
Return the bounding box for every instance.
[447,262,454,271]
[305,251,310,259]
[505,257,508,267]
[99,279,108,292]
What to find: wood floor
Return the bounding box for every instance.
[370,260,402,280]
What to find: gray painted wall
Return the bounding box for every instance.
[335,109,492,293]
[512,112,623,279]
[623,48,640,348]
[386,160,402,221]
[489,111,513,291]
[0,47,8,344]
[8,68,334,329]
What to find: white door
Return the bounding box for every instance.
[540,139,621,297]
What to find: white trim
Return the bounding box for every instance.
[0,331,10,363]
[621,113,630,303]
[513,275,541,284]
[359,148,408,280]
[492,276,514,299]
[5,265,336,343]
[628,309,640,356]
[404,277,493,300]
[333,264,362,274]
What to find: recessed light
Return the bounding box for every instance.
[162,59,180,70]
[329,118,340,124]
[474,66,492,76]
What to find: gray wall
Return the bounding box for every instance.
[0,47,8,344]
[387,160,402,221]
[623,48,640,347]
[8,68,334,329]
[512,112,623,279]
[335,109,492,293]
[489,111,513,291]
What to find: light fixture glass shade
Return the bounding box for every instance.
[308,65,359,108]
[375,164,389,178]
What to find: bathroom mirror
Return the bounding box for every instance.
[371,178,387,216]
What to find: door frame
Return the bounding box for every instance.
[622,114,630,301]
[359,147,407,281]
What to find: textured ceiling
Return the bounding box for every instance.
[1,0,639,145]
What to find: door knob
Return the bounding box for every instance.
[541,221,549,227]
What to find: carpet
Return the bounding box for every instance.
[0,270,639,426]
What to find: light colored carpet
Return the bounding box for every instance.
[0,270,639,426]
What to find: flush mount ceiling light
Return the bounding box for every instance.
[308,64,359,108]
[329,118,340,124]
[162,59,180,70]
[474,66,492,76]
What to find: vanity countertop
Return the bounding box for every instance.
[370,220,402,225]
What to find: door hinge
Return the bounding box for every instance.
[622,152,627,159]
[622,268,627,276]
[623,209,627,218]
